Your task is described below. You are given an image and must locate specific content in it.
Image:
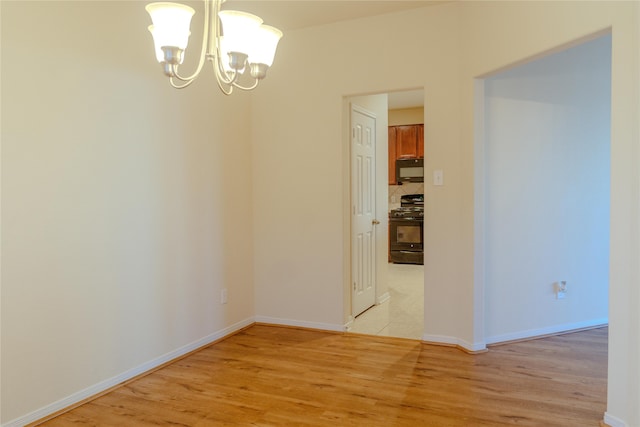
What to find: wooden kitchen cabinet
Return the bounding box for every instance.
[388,124,424,184]
[388,126,397,186]
[395,125,419,158]
[416,125,424,158]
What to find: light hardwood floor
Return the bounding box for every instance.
[38,325,607,426]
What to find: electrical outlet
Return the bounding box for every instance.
[221,288,228,304]
[555,281,567,300]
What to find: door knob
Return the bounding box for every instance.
[372,219,380,225]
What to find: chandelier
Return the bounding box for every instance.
[145,0,283,94]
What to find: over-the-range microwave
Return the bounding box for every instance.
[395,158,424,184]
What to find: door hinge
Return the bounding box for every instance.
[353,282,356,290]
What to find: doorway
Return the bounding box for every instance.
[347,89,425,340]
[476,34,611,344]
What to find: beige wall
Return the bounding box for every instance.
[1,1,255,423]
[388,107,424,126]
[252,1,639,425]
[252,0,462,331]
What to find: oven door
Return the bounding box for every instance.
[389,217,423,264]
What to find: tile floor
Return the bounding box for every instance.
[349,263,424,340]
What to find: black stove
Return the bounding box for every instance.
[389,194,424,265]
[390,206,424,219]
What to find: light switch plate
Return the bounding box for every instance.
[434,170,444,186]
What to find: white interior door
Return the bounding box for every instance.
[351,105,377,317]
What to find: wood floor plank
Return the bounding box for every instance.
[38,325,607,426]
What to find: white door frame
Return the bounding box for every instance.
[472,79,487,349]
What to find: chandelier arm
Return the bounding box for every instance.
[209,0,240,88]
[231,79,260,91]
[215,74,233,95]
[212,0,224,75]
[210,0,220,59]
[210,57,243,92]
[169,76,196,89]
[213,63,238,85]
[211,65,236,95]
[169,0,211,83]
[213,55,234,84]
[215,77,234,95]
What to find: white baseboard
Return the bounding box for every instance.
[422,333,487,353]
[603,412,628,427]
[344,293,388,331]
[412,318,608,352]
[254,315,344,332]
[376,292,391,305]
[2,317,255,427]
[343,315,355,331]
[485,318,609,345]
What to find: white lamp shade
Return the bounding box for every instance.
[248,25,283,66]
[146,2,194,61]
[218,10,263,56]
[148,25,191,63]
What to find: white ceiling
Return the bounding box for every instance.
[388,89,424,109]
[223,0,444,31]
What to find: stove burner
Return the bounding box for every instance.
[390,207,424,218]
